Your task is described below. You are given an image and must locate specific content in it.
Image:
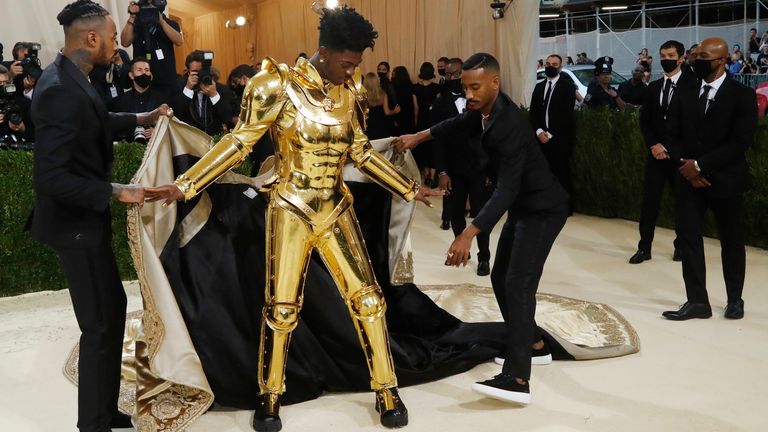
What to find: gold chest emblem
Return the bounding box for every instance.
[322,96,335,112]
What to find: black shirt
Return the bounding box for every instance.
[131,16,180,90]
[618,80,647,106]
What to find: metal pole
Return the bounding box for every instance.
[695,0,700,43]
[642,1,647,50]
[596,7,600,57]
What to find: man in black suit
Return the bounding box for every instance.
[30,2,169,430]
[662,37,756,321]
[529,54,576,210]
[630,40,696,265]
[432,57,493,276]
[394,53,569,405]
[173,50,235,136]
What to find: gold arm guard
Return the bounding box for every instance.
[175,57,288,201]
[351,142,418,201]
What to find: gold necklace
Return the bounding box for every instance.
[321,80,335,112]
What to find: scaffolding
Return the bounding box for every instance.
[539,0,768,75]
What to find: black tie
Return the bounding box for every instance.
[543,81,553,107]
[661,78,672,116]
[699,84,712,118]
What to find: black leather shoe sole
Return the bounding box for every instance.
[662,303,712,321]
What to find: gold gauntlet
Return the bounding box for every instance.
[353,146,418,201]
[174,134,249,201]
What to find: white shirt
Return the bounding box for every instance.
[536,74,560,137]
[182,86,221,106]
[659,68,682,107]
[699,71,727,112]
[453,96,467,113]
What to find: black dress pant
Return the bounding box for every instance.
[55,242,127,432]
[675,179,746,305]
[491,206,568,380]
[449,173,492,262]
[637,156,679,252]
[540,138,572,209]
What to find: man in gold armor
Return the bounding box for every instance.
[147,5,439,432]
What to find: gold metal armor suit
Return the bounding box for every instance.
[173,57,418,403]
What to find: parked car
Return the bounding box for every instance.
[536,65,627,105]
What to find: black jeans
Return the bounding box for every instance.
[638,157,679,252]
[491,206,567,380]
[675,180,745,305]
[55,242,127,432]
[449,173,492,262]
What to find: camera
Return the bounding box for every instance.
[136,0,167,27]
[490,1,508,20]
[21,43,43,80]
[133,125,148,144]
[198,51,215,87]
[0,85,22,126]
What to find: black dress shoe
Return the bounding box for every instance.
[724,299,744,319]
[472,373,531,405]
[110,412,133,429]
[672,249,682,262]
[629,250,651,264]
[662,301,712,321]
[476,261,490,276]
[252,393,282,432]
[375,387,408,428]
[440,220,451,230]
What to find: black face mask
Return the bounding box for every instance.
[438,68,446,77]
[445,78,463,95]
[133,74,152,89]
[377,72,388,80]
[660,59,679,74]
[544,66,559,78]
[693,58,718,80]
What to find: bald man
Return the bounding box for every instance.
[663,37,756,321]
[29,1,169,430]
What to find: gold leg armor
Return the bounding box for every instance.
[316,208,397,390]
[258,203,397,396]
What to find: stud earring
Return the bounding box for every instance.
[320,58,325,63]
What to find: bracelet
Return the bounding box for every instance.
[438,171,448,177]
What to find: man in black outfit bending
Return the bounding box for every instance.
[394,53,569,405]
[30,2,170,430]
[663,37,755,321]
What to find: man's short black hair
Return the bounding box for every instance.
[751,27,758,32]
[0,64,9,76]
[229,64,255,80]
[447,57,463,67]
[437,56,450,63]
[129,57,150,71]
[318,6,377,53]
[660,40,685,57]
[57,0,109,27]
[547,54,563,63]
[12,42,31,61]
[185,50,206,69]
[462,52,500,73]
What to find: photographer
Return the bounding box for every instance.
[120,0,183,97]
[172,50,234,136]
[1,42,42,140]
[89,48,131,111]
[114,58,166,142]
[0,64,32,148]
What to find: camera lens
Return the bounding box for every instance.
[133,126,147,144]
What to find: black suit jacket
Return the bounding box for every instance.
[431,93,569,232]
[666,75,757,198]
[430,92,477,176]
[172,79,235,136]
[30,53,136,248]
[529,73,576,143]
[639,69,697,149]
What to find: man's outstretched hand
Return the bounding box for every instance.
[414,186,444,208]
[393,134,420,152]
[145,184,185,207]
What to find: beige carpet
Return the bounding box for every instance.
[1,206,766,432]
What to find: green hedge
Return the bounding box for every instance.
[0,142,251,297]
[1,111,766,296]
[571,108,768,251]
